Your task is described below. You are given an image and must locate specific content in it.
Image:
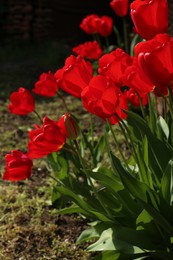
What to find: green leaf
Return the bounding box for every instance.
[111,153,160,210]
[77,222,108,244]
[51,185,69,208]
[51,203,86,215]
[93,251,149,260]
[135,137,153,189]
[139,199,173,236]
[94,135,106,164]
[87,227,145,254]
[157,116,169,140]
[115,226,163,250]
[92,251,121,260]
[126,111,173,179]
[48,152,69,180]
[136,208,173,251]
[160,158,173,205]
[57,186,111,221]
[89,170,141,217]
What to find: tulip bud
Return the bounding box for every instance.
[63,113,80,140]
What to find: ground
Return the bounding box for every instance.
[0,96,95,259]
[0,41,128,259]
[0,40,94,258]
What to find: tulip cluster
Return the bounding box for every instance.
[3,0,170,181]
[2,1,173,258]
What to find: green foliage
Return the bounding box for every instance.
[47,94,173,259]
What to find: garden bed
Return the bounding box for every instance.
[0,41,94,259]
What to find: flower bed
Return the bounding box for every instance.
[2,0,173,259]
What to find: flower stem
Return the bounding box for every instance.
[107,120,131,171]
[57,92,69,112]
[33,110,42,124]
[73,139,113,219]
[123,17,129,53]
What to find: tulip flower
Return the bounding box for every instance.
[27,116,66,159]
[80,14,113,37]
[72,41,103,60]
[54,55,93,98]
[63,113,80,140]
[81,75,128,124]
[110,0,129,17]
[134,33,173,95]
[130,0,168,40]
[80,14,100,34]
[96,16,113,37]
[123,58,154,93]
[8,87,35,115]
[125,88,148,107]
[3,150,33,181]
[98,48,132,87]
[32,71,59,97]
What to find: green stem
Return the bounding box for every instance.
[57,92,69,112]
[135,91,148,122]
[33,110,42,124]
[105,37,110,50]
[47,172,65,186]
[148,93,157,133]
[168,86,173,120]
[113,25,122,48]
[73,139,113,219]
[119,119,144,181]
[89,114,94,147]
[93,33,102,48]
[123,17,129,53]
[107,120,131,171]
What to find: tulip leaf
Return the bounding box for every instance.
[160,158,173,205]
[48,152,69,180]
[136,209,164,241]
[87,227,145,254]
[93,251,149,260]
[138,199,173,236]
[110,153,160,210]
[51,203,86,215]
[57,186,111,221]
[77,222,108,244]
[89,170,141,216]
[157,116,169,140]
[126,110,173,180]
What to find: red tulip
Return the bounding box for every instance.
[123,58,154,93]
[3,150,33,182]
[81,75,128,124]
[62,113,80,140]
[54,55,93,98]
[98,48,132,86]
[135,33,173,95]
[8,87,35,115]
[27,116,66,159]
[80,14,100,34]
[72,41,103,60]
[125,88,148,107]
[110,0,129,17]
[130,0,168,40]
[32,71,59,97]
[96,16,113,37]
[80,14,113,37]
